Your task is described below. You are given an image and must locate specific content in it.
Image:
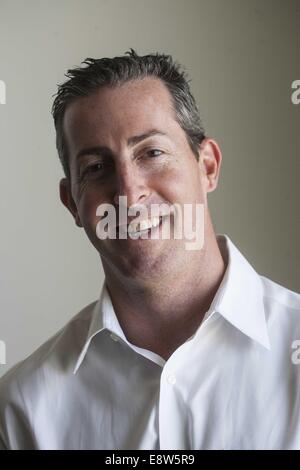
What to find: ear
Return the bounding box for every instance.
[198,138,222,193]
[59,178,82,227]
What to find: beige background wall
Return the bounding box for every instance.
[0,0,299,377]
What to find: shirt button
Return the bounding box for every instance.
[167,374,176,385]
[110,333,119,342]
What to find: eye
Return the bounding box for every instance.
[87,163,104,173]
[81,162,110,179]
[147,149,164,157]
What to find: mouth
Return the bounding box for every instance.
[116,215,165,238]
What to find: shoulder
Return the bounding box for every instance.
[260,275,300,313]
[0,299,96,404]
[260,275,300,343]
[0,300,98,449]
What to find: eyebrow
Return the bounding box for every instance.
[75,129,168,160]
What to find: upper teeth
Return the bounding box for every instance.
[128,216,160,234]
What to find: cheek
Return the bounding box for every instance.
[76,186,105,231]
[157,163,203,204]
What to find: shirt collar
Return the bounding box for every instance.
[73,234,270,374]
[73,283,119,374]
[207,234,271,350]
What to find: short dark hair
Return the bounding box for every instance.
[51,49,206,179]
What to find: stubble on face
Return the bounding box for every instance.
[63,77,208,284]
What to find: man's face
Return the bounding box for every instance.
[61,77,220,281]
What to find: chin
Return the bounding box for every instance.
[102,242,175,281]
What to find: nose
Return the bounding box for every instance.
[113,162,150,208]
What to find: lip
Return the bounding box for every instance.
[116,214,167,238]
[116,210,173,232]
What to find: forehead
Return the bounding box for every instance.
[63,77,180,149]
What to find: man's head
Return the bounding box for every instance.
[52,50,222,283]
[52,49,206,181]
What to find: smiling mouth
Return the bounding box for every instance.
[116,215,165,237]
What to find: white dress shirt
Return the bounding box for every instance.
[1,234,300,450]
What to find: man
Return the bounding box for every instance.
[0,50,299,450]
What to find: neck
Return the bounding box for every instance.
[102,232,226,360]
